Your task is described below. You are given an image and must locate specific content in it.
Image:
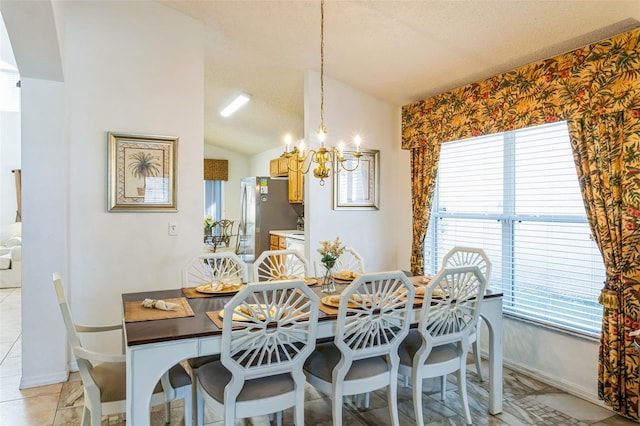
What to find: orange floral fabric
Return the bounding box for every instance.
[402,28,640,417]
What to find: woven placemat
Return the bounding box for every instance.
[206,311,224,328]
[124,297,195,323]
[182,287,215,298]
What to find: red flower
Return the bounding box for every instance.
[482,93,489,99]
[632,110,640,118]
[472,129,482,137]
[545,115,559,123]
[626,222,636,231]
[471,95,477,102]
[635,210,640,219]
[625,317,632,326]
[545,74,553,82]
[627,207,635,215]
[561,70,570,78]
[578,89,586,96]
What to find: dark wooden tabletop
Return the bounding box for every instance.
[122,281,502,347]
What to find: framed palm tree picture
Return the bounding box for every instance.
[108,132,178,211]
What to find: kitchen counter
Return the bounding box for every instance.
[270,230,305,241]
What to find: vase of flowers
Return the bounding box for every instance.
[203,215,217,243]
[317,237,345,293]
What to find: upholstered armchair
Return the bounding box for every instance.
[0,236,21,288]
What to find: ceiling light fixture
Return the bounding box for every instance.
[282,0,362,186]
[220,92,250,117]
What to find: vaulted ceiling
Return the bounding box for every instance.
[158,1,639,156]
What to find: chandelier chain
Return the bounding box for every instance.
[319,0,326,136]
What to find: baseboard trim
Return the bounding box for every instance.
[19,370,69,389]
[501,356,603,407]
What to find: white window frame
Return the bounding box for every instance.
[424,121,605,338]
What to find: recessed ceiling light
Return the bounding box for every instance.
[220,93,250,117]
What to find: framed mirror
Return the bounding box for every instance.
[333,148,379,210]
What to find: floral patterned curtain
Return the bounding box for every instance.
[402,28,640,416]
[569,110,640,417]
[410,145,439,275]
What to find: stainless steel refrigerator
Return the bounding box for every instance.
[238,177,301,262]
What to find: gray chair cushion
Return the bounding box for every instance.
[187,355,220,370]
[398,330,458,367]
[168,363,192,388]
[197,361,294,403]
[303,342,389,383]
[90,362,173,402]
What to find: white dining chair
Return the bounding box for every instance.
[442,246,491,381]
[52,273,192,426]
[252,249,310,282]
[313,246,365,277]
[181,252,249,426]
[398,265,487,425]
[303,271,414,426]
[182,252,249,287]
[195,280,319,426]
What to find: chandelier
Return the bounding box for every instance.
[282,0,362,186]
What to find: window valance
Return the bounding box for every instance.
[402,27,640,150]
[204,159,228,181]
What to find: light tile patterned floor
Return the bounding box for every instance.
[1,287,638,425]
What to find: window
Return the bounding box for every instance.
[204,180,223,221]
[424,121,605,336]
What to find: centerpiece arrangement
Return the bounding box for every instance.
[317,237,345,293]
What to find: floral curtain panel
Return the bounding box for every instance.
[410,145,439,276]
[402,28,640,417]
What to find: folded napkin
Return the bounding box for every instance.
[204,280,237,292]
[142,298,179,311]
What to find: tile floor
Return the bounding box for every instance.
[1,286,639,425]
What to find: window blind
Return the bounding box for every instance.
[424,121,605,336]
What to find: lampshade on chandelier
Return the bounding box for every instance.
[283,0,362,186]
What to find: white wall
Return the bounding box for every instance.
[498,318,600,403]
[20,76,68,387]
[15,1,205,386]
[204,143,251,222]
[303,70,411,271]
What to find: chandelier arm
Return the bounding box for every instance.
[337,155,361,172]
[288,151,317,175]
[285,154,305,173]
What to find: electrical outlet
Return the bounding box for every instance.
[168,221,178,236]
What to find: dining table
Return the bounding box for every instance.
[122,275,503,425]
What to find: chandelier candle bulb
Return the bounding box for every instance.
[285,134,292,153]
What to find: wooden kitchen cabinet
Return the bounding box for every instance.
[269,234,287,250]
[269,157,289,177]
[288,159,304,204]
[269,234,279,250]
[270,156,304,203]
